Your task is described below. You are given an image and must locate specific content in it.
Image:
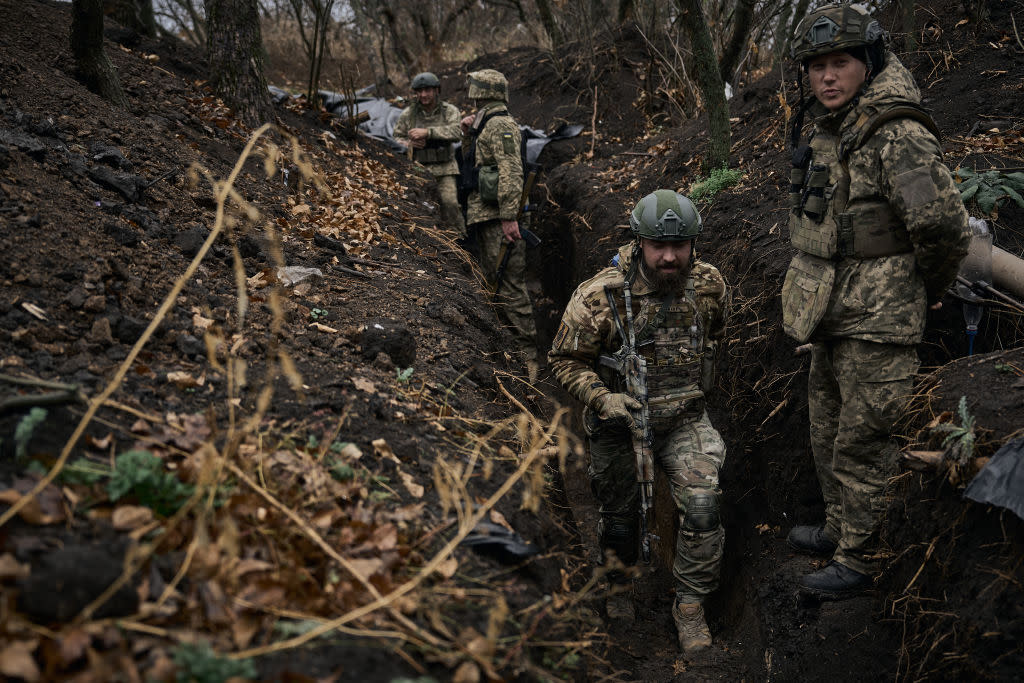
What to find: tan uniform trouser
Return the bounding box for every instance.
[477,219,537,354]
[587,411,725,602]
[808,338,918,574]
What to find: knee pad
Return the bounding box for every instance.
[599,515,638,566]
[682,490,720,531]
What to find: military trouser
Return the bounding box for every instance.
[808,338,918,575]
[586,411,725,603]
[476,219,538,356]
[434,174,466,239]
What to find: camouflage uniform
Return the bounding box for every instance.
[393,99,466,237]
[550,243,729,602]
[463,71,536,355]
[782,53,970,575]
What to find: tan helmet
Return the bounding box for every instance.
[791,3,885,64]
[467,69,508,102]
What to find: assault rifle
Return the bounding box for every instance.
[491,168,540,301]
[599,283,655,563]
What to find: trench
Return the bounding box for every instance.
[526,194,774,678]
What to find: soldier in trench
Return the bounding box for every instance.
[549,190,729,654]
[460,68,539,374]
[393,71,466,240]
[781,3,969,596]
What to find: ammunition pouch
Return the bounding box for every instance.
[413,140,454,164]
[781,251,835,342]
[478,164,499,203]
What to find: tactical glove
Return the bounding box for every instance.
[594,393,642,426]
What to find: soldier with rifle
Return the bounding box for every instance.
[549,190,730,654]
[393,72,465,239]
[459,69,540,373]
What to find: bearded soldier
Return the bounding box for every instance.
[549,190,729,654]
[782,3,969,596]
[460,69,539,369]
[393,72,466,239]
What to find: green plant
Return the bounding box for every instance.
[396,366,414,383]
[59,457,111,485]
[688,166,744,202]
[956,168,1024,214]
[327,460,355,482]
[309,307,328,320]
[12,407,47,461]
[172,641,257,683]
[932,395,976,469]
[108,450,194,516]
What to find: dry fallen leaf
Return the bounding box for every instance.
[353,377,377,393]
[453,661,481,683]
[0,553,30,580]
[347,557,383,581]
[111,505,154,531]
[166,371,203,389]
[399,470,424,499]
[373,438,400,463]
[0,639,40,682]
[436,556,458,579]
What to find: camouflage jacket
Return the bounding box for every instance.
[462,101,523,224]
[393,100,462,177]
[783,53,969,344]
[549,243,728,428]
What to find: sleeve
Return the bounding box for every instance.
[428,103,463,142]
[493,119,523,221]
[880,123,970,302]
[393,108,412,143]
[548,283,613,410]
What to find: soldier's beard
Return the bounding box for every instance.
[643,263,690,294]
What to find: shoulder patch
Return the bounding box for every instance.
[502,133,516,155]
[553,321,570,349]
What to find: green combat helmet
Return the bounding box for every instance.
[629,190,702,242]
[791,3,885,66]
[410,72,440,90]
[467,69,508,103]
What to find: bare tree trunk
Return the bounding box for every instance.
[71,0,128,107]
[719,0,756,83]
[676,0,730,170]
[204,0,273,126]
[780,0,811,61]
[534,0,563,47]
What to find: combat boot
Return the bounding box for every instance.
[787,524,838,556]
[673,601,712,654]
[799,561,872,596]
[605,591,635,624]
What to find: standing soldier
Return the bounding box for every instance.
[460,69,538,369]
[782,3,969,596]
[549,190,729,654]
[393,72,466,239]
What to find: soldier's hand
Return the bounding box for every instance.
[595,393,642,426]
[409,128,428,148]
[501,220,521,242]
[460,115,474,133]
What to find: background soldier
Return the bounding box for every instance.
[460,69,538,368]
[782,3,970,596]
[393,71,465,239]
[549,190,729,654]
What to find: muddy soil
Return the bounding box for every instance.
[1,0,1023,681]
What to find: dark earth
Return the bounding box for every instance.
[1,0,1023,681]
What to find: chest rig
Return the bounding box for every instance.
[600,276,706,431]
[788,104,937,260]
[410,103,455,164]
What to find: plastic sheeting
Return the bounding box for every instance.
[305,87,583,161]
[964,436,1024,521]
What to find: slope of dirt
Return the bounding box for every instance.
[0,2,596,681]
